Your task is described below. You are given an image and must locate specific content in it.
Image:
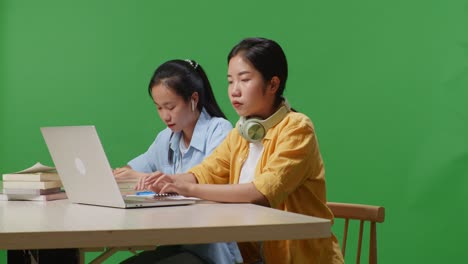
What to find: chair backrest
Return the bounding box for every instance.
[327,202,385,264]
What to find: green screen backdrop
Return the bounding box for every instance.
[1,1,467,263]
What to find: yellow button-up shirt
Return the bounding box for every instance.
[189,111,344,264]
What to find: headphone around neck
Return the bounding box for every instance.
[236,100,291,143]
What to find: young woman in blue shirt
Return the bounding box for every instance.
[114,59,242,264]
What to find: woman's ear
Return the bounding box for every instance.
[268,76,280,94]
[191,92,199,111]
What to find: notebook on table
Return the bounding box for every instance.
[40,125,195,208]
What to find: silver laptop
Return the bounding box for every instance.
[40,125,195,208]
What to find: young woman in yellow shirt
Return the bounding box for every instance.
[138,37,344,264]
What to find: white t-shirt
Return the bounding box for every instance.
[179,138,190,156]
[175,139,190,173]
[239,142,264,184]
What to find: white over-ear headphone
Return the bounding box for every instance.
[236,100,291,143]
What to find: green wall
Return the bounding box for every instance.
[1,0,467,263]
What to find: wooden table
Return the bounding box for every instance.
[1,200,331,263]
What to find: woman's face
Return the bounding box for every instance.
[151,84,194,132]
[227,55,276,119]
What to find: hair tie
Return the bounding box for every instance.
[184,59,198,70]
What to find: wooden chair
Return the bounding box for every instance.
[327,202,385,264]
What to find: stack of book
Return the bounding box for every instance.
[1,162,67,201]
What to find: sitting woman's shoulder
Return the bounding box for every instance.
[283,111,315,130]
[209,116,233,130]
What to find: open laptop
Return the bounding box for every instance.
[40,125,195,208]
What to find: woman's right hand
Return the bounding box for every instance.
[147,172,174,193]
[147,172,196,197]
[134,171,167,191]
[135,172,198,195]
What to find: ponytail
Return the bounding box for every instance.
[192,62,226,119]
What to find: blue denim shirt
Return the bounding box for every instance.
[128,108,243,264]
[129,109,232,174]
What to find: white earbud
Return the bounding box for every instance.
[191,99,195,112]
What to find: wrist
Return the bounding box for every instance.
[188,183,197,197]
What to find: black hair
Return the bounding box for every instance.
[148,59,226,119]
[228,37,288,107]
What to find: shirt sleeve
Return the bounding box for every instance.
[205,118,233,155]
[189,129,234,185]
[253,116,324,208]
[128,131,167,173]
